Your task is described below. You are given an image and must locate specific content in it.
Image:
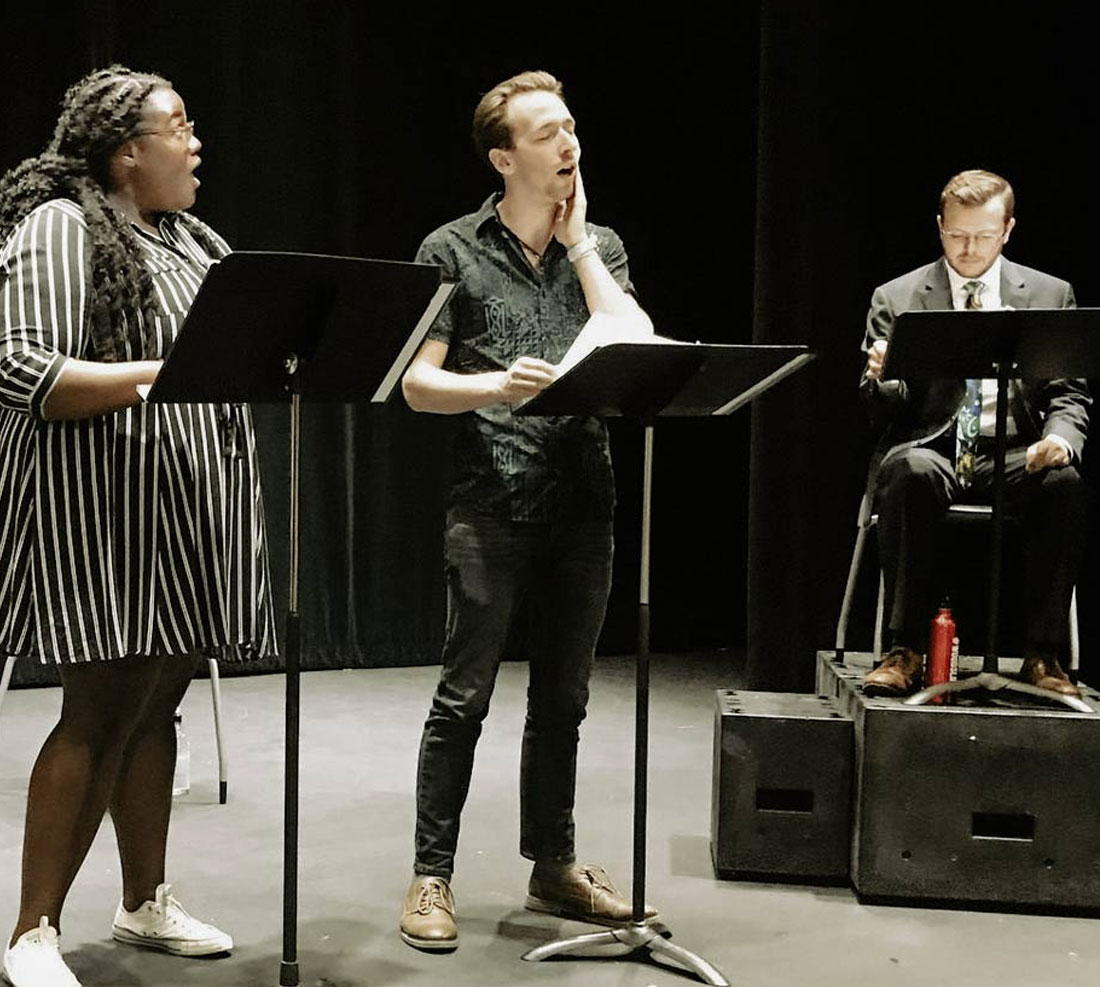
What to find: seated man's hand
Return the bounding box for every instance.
[864,339,888,381]
[1026,436,1071,473]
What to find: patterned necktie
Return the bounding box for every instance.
[955,280,985,487]
[962,279,985,311]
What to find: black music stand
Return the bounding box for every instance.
[882,308,1100,712]
[148,250,454,987]
[517,340,813,986]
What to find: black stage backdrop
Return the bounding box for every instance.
[2,4,758,685]
[747,3,1100,690]
[5,4,1100,689]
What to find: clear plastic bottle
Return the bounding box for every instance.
[173,711,191,797]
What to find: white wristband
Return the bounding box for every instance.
[567,234,598,263]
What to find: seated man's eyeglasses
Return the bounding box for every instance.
[940,229,1003,245]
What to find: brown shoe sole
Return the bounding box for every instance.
[1027,678,1082,698]
[399,929,458,952]
[524,894,656,928]
[862,681,918,697]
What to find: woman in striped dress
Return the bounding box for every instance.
[0,66,276,987]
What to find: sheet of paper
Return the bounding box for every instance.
[555,312,678,375]
[513,314,684,410]
[136,383,152,401]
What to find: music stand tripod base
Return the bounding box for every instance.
[905,672,1093,713]
[522,920,730,986]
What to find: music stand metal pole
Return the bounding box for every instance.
[984,359,1010,672]
[280,355,302,987]
[633,423,653,922]
[523,423,729,986]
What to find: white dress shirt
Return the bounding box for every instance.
[944,256,1070,456]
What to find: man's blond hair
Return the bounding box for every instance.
[940,169,1015,222]
[472,70,564,165]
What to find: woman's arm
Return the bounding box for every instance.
[41,357,162,420]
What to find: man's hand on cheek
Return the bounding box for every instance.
[553,164,588,248]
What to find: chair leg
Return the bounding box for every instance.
[835,525,870,659]
[208,658,228,804]
[1068,586,1080,681]
[873,571,885,660]
[0,655,16,720]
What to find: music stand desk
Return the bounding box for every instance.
[517,340,812,985]
[883,308,1100,712]
[150,249,453,987]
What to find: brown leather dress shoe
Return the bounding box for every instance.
[1019,655,1081,698]
[863,646,924,697]
[525,863,658,927]
[400,875,457,951]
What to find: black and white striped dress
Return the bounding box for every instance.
[0,198,277,664]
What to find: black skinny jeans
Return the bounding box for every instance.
[413,513,614,879]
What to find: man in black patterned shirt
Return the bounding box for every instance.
[399,70,655,951]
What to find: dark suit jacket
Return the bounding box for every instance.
[860,256,1090,490]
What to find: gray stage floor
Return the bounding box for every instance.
[1,653,1097,986]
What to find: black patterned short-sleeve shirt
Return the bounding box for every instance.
[416,194,633,522]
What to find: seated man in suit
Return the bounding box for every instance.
[860,168,1090,698]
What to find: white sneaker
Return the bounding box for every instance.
[2,916,82,987]
[111,883,232,956]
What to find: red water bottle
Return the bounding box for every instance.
[927,602,956,702]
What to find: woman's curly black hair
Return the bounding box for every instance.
[0,65,215,360]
